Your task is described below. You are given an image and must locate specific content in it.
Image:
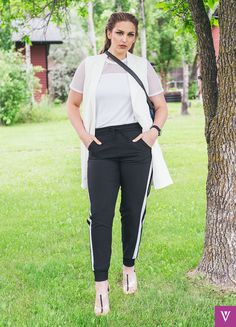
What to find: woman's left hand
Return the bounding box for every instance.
[132,128,159,148]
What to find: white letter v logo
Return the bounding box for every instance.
[221,311,231,322]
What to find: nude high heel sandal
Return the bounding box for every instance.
[94,285,110,316]
[123,269,137,294]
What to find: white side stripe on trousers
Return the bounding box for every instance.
[132,160,153,259]
[88,212,94,271]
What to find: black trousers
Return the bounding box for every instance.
[87,122,153,281]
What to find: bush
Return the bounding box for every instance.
[189,80,198,99]
[15,95,67,124]
[0,49,35,125]
[48,64,75,102]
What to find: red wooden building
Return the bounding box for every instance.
[12,18,62,101]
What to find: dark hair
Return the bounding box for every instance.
[99,12,139,54]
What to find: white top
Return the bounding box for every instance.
[70,55,164,128]
[76,52,173,190]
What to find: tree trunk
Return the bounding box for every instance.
[190,52,198,81]
[87,1,97,55]
[181,56,189,115]
[25,43,34,106]
[139,0,147,58]
[197,57,203,101]
[187,0,236,289]
[160,70,168,92]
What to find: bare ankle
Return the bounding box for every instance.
[95,280,109,292]
[123,265,135,273]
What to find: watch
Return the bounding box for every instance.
[150,124,161,136]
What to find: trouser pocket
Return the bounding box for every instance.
[138,138,152,149]
[125,130,152,149]
[88,140,95,151]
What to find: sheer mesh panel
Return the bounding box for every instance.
[69,57,164,96]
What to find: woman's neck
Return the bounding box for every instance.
[107,47,128,61]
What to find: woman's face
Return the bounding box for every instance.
[107,21,137,55]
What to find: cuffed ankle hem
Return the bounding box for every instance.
[123,258,135,267]
[94,271,108,281]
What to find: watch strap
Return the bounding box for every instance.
[150,124,161,136]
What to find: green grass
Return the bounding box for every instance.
[0,100,235,326]
[14,97,67,124]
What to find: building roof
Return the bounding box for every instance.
[12,18,63,44]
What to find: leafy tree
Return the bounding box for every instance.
[113,0,131,11]
[160,0,236,290]
[145,5,182,89]
[48,9,90,101]
[187,0,236,290]
[0,0,12,50]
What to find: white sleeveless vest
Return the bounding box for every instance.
[80,52,173,190]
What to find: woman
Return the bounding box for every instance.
[66,12,173,316]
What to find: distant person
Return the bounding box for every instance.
[67,11,173,316]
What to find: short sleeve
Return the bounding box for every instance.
[69,59,86,94]
[147,60,164,97]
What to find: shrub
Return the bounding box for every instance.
[48,64,75,103]
[15,95,67,124]
[0,48,36,125]
[188,80,198,100]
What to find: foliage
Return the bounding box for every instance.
[0,0,12,50]
[0,0,90,50]
[15,95,67,124]
[188,80,198,99]
[0,48,35,125]
[156,0,195,36]
[156,0,218,36]
[113,0,131,12]
[48,9,89,102]
[49,64,75,102]
[143,0,182,85]
[0,0,76,25]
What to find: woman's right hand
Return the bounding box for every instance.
[82,133,102,149]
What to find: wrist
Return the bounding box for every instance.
[79,129,89,139]
[150,124,161,136]
[149,128,159,138]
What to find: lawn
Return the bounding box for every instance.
[0,101,235,326]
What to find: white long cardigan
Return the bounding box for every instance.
[79,51,173,190]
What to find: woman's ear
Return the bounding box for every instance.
[107,30,111,40]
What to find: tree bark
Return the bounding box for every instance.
[188,0,236,289]
[160,70,168,92]
[190,52,198,81]
[25,43,34,106]
[187,0,218,143]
